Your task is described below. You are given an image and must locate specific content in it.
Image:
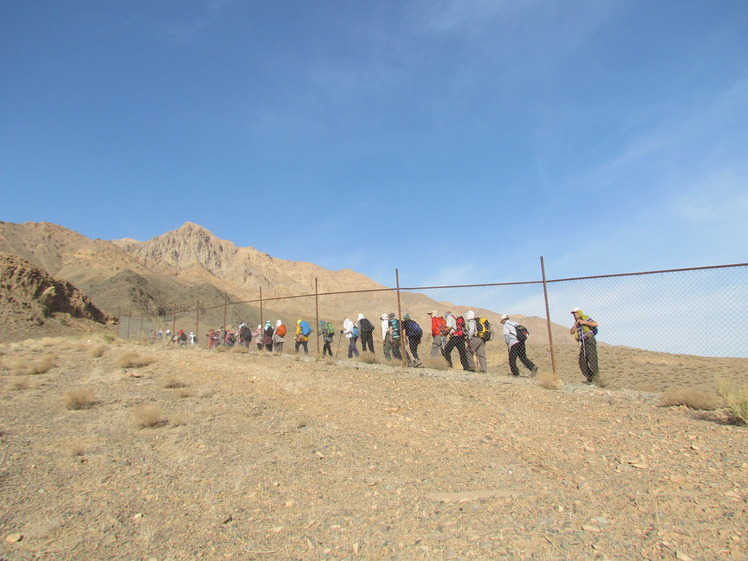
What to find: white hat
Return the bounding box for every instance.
[500,314,509,320]
[571,308,581,313]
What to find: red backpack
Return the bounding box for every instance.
[276,324,287,337]
[453,315,465,337]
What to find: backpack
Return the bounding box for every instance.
[453,316,465,338]
[389,318,401,339]
[515,324,529,342]
[435,316,448,336]
[323,321,335,337]
[240,326,252,341]
[351,325,359,337]
[359,318,374,333]
[300,320,312,336]
[276,324,287,337]
[476,317,493,341]
[403,319,422,337]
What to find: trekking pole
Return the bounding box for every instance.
[335,333,343,358]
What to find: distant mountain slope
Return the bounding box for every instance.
[0,221,574,344]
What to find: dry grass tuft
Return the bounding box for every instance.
[660,388,722,411]
[715,378,748,425]
[215,346,228,353]
[61,438,91,458]
[118,351,155,369]
[64,388,95,410]
[175,388,192,399]
[163,376,188,389]
[9,378,31,391]
[231,346,249,354]
[422,356,449,371]
[133,405,167,429]
[357,353,381,365]
[89,344,107,358]
[537,371,562,390]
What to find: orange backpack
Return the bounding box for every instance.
[276,324,287,337]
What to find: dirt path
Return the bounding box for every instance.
[1,340,746,560]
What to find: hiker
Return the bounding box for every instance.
[189,331,196,345]
[501,314,538,377]
[357,313,375,353]
[238,322,252,347]
[272,320,286,353]
[570,308,599,384]
[225,329,235,347]
[295,319,311,354]
[380,313,393,360]
[254,324,264,351]
[402,313,422,366]
[427,310,446,358]
[320,320,334,356]
[388,313,403,360]
[342,317,360,358]
[465,311,486,372]
[177,329,187,346]
[442,311,473,371]
[263,321,274,351]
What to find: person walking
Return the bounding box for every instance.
[427,310,446,358]
[501,315,538,377]
[465,311,486,372]
[263,321,274,352]
[254,324,264,351]
[380,313,392,360]
[402,313,423,366]
[357,313,375,353]
[272,320,286,353]
[442,311,473,371]
[388,313,403,360]
[320,320,334,357]
[294,319,310,354]
[570,307,599,384]
[342,317,360,359]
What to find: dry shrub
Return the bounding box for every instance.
[64,388,95,410]
[163,376,187,389]
[29,354,56,375]
[422,356,449,371]
[537,371,562,390]
[175,389,192,399]
[10,378,31,391]
[89,344,107,358]
[61,438,90,458]
[232,346,248,354]
[118,351,155,369]
[660,388,722,411]
[357,354,381,365]
[716,378,748,425]
[215,346,228,353]
[133,405,167,429]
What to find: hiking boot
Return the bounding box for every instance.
[531,365,538,376]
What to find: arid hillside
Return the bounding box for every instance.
[0,337,746,561]
[0,221,573,345]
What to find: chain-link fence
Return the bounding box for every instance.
[119,262,748,371]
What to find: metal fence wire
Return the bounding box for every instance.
[118,262,748,370]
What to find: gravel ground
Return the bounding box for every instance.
[1,338,746,561]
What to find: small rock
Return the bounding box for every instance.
[583,524,602,533]
[5,533,23,543]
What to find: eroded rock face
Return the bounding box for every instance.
[0,252,109,324]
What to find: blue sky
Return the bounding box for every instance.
[2,0,747,289]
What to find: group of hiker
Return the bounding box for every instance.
[160,306,600,383]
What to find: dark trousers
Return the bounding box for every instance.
[443,336,471,370]
[508,341,536,376]
[360,330,375,352]
[408,335,421,360]
[295,340,308,354]
[579,336,599,382]
[348,336,360,358]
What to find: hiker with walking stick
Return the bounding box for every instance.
[570,308,599,384]
[341,317,360,359]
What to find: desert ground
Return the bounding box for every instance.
[1,335,746,561]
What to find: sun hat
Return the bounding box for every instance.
[571,308,581,313]
[500,314,509,320]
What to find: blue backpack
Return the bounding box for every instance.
[300,320,312,336]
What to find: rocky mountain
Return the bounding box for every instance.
[0,252,111,342]
[0,221,573,344]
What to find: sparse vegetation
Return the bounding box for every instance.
[537,371,562,390]
[9,377,31,391]
[660,388,722,411]
[89,343,107,358]
[118,351,155,369]
[61,438,90,458]
[133,405,167,429]
[422,356,449,370]
[64,388,95,410]
[357,353,382,365]
[163,376,187,389]
[716,377,748,425]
